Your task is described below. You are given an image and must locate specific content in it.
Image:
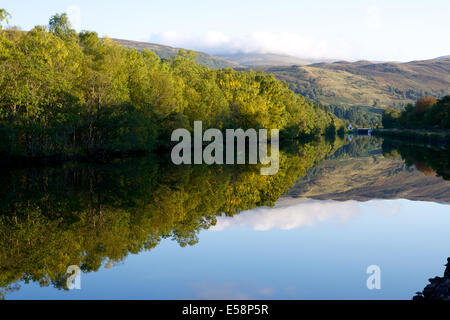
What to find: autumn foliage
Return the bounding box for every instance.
[413,97,438,114]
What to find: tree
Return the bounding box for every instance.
[414,97,438,114]
[382,108,400,128]
[424,96,450,128]
[48,13,76,40]
[0,11,342,160]
[0,9,10,30]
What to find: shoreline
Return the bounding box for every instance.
[372,128,450,145]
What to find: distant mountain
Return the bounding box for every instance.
[261,58,450,109]
[216,52,329,67]
[112,39,240,69]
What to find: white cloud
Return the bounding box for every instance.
[67,5,81,31]
[149,31,352,60]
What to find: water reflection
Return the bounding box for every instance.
[382,139,450,180]
[290,136,450,202]
[1,135,450,299]
[211,197,417,231]
[0,138,343,298]
[212,198,360,231]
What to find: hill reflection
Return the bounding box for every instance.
[290,136,450,202]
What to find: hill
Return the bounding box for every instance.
[261,58,450,109]
[108,39,449,123]
[111,39,450,111]
[217,52,323,67]
[112,38,240,69]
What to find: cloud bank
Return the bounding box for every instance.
[149,31,352,60]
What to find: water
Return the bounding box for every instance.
[1,136,450,300]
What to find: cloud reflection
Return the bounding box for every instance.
[212,197,362,231]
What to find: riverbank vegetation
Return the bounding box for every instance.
[382,96,450,129]
[0,11,343,162]
[377,96,450,143]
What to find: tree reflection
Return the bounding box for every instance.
[0,137,343,297]
[382,139,450,180]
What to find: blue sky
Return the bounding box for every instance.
[2,0,449,61]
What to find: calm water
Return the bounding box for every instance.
[1,136,450,300]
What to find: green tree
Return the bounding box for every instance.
[0,9,10,30]
[382,108,400,128]
[48,13,76,40]
[0,11,342,160]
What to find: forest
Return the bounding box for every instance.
[0,11,343,162]
[382,96,450,129]
[321,104,382,128]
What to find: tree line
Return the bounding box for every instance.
[382,96,450,129]
[0,11,343,161]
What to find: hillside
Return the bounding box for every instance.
[112,43,334,68]
[112,38,240,69]
[217,52,323,67]
[112,39,449,111]
[262,58,450,109]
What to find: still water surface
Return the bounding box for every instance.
[2,136,450,299]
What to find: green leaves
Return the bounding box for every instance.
[0,11,340,160]
[0,9,11,30]
[49,13,76,41]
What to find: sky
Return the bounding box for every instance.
[2,0,449,62]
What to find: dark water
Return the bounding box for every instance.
[1,136,450,300]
